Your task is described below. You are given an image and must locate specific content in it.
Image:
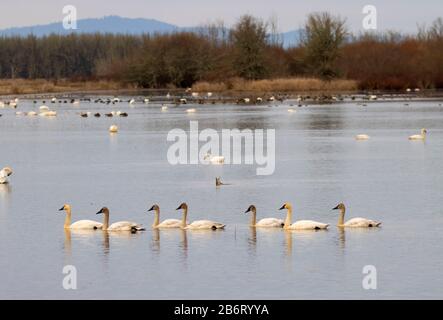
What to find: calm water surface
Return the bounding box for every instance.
[0,98,442,299]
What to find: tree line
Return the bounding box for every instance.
[0,13,442,90]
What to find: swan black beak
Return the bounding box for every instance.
[244,207,251,214]
[279,204,286,210]
[96,208,103,215]
[59,206,65,211]
[148,205,155,212]
[176,205,182,210]
[332,205,339,210]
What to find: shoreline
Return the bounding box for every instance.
[1,79,443,103]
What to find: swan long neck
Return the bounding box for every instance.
[181,208,188,228]
[250,209,257,226]
[338,207,346,226]
[103,212,109,230]
[153,209,160,227]
[64,208,72,229]
[284,207,292,229]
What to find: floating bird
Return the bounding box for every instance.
[204,153,224,164]
[148,204,182,229]
[0,167,13,184]
[39,111,57,117]
[176,203,225,230]
[96,207,144,232]
[278,202,329,230]
[409,128,427,140]
[245,205,284,228]
[355,134,370,140]
[59,204,103,230]
[94,113,101,117]
[109,125,118,133]
[332,203,381,228]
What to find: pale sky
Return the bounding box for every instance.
[0,0,441,33]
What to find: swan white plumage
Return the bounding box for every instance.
[186,108,196,113]
[96,207,144,232]
[332,203,381,228]
[0,167,13,184]
[59,204,103,230]
[203,153,225,164]
[109,125,118,133]
[355,134,370,140]
[245,205,284,228]
[279,202,329,230]
[409,128,427,140]
[39,111,57,117]
[148,204,182,229]
[176,203,225,230]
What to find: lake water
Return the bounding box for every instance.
[0,97,442,299]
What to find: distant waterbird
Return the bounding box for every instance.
[409,128,427,140]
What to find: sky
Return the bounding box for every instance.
[0,0,441,33]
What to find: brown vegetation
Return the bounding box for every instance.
[192,77,357,93]
[0,79,133,95]
[0,14,442,92]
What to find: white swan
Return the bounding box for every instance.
[245,205,284,228]
[0,167,13,184]
[109,125,118,133]
[59,204,103,230]
[148,204,182,229]
[176,203,225,230]
[203,153,225,164]
[332,203,381,228]
[96,207,144,232]
[355,134,370,140]
[186,108,196,113]
[409,128,427,140]
[39,111,57,117]
[279,202,329,230]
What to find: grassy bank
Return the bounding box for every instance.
[0,77,358,97]
[192,78,358,93]
[0,79,135,96]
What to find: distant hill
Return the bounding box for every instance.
[0,15,301,47]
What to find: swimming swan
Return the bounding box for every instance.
[409,128,427,140]
[0,167,13,184]
[332,203,381,228]
[59,204,103,230]
[96,207,144,232]
[355,134,370,140]
[176,202,225,230]
[245,205,284,228]
[148,204,182,229]
[204,153,225,164]
[279,202,329,230]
